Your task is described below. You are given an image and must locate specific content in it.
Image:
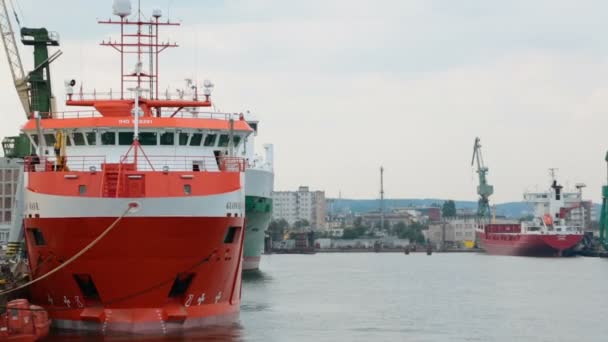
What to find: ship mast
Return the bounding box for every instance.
[101,0,178,101]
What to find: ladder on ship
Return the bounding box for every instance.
[102,164,120,197]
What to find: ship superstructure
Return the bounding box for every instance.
[17,1,251,333]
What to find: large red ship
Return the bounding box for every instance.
[477,176,585,257]
[15,1,252,334]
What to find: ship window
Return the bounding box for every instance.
[73,133,85,146]
[184,184,191,195]
[29,228,46,246]
[139,132,158,146]
[119,132,134,145]
[232,136,241,147]
[218,134,230,147]
[204,134,217,146]
[30,134,38,146]
[79,185,87,196]
[189,133,203,146]
[160,132,175,145]
[85,132,97,145]
[101,132,116,145]
[73,274,101,301]
[140,132,158,146]
[44,134,56,145]
[66,135,72,146]
[168,272,195,298]
[178,133,189,145]
[224,226,240,244]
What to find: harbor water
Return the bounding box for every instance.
[48,253,608,341]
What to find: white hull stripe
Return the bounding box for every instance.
[24,189,245,218]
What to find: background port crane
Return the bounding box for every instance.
[0,0,30,117]
[471,137,494,222]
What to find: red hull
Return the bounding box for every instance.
[477,231,583,256]
[23,216,245,334]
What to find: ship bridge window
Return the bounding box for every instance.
[178,132,189,146]
[139,132,158,146]
[218,134,229,147]
[86,132,97,146]
[101,132,116,145]
[119,132,134,145]
[232,136,241,147]
[204,134,217,147]
[43,134,56,145]
[73,132,85,146]
[189,133,203,146]
[160,132,174,145]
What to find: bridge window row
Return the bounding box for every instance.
[31,131,242,148]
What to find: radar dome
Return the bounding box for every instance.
[113,0,132,17]
[152,8,162,18]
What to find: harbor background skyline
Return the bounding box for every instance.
[2,0,608,202]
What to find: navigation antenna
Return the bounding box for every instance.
[549,168,558,181]
[103,0,179,100]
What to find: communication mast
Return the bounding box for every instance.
[100,0,179,100]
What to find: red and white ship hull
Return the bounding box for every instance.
[476,231,583,257]
[23,174,247,334]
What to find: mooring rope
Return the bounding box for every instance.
[0,206,133,297]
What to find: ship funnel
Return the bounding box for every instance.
[113,0,132,17]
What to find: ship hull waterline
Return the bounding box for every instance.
[24,215,245,334]
[476,232,583,257]
[243,196,272,271]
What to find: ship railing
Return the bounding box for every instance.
[50,110,103,119]
[158,109,238,120]
[46,109,240,121]
[23,156,107,172]
[118,155,246,172]
[66,90,214,102]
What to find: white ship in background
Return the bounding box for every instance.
[244,113,274,271]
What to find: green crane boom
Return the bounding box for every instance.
[471,137,494,221]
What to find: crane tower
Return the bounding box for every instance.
[471,137,494,221]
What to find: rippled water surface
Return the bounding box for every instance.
[47,253,608,341]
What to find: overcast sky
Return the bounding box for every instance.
[2,0,608,203]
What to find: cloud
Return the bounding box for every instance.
[2,0,608,204]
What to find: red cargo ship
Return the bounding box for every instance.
[477,177,585,257]
[19,2,251,334]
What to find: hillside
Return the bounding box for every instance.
[328,198,600,219]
